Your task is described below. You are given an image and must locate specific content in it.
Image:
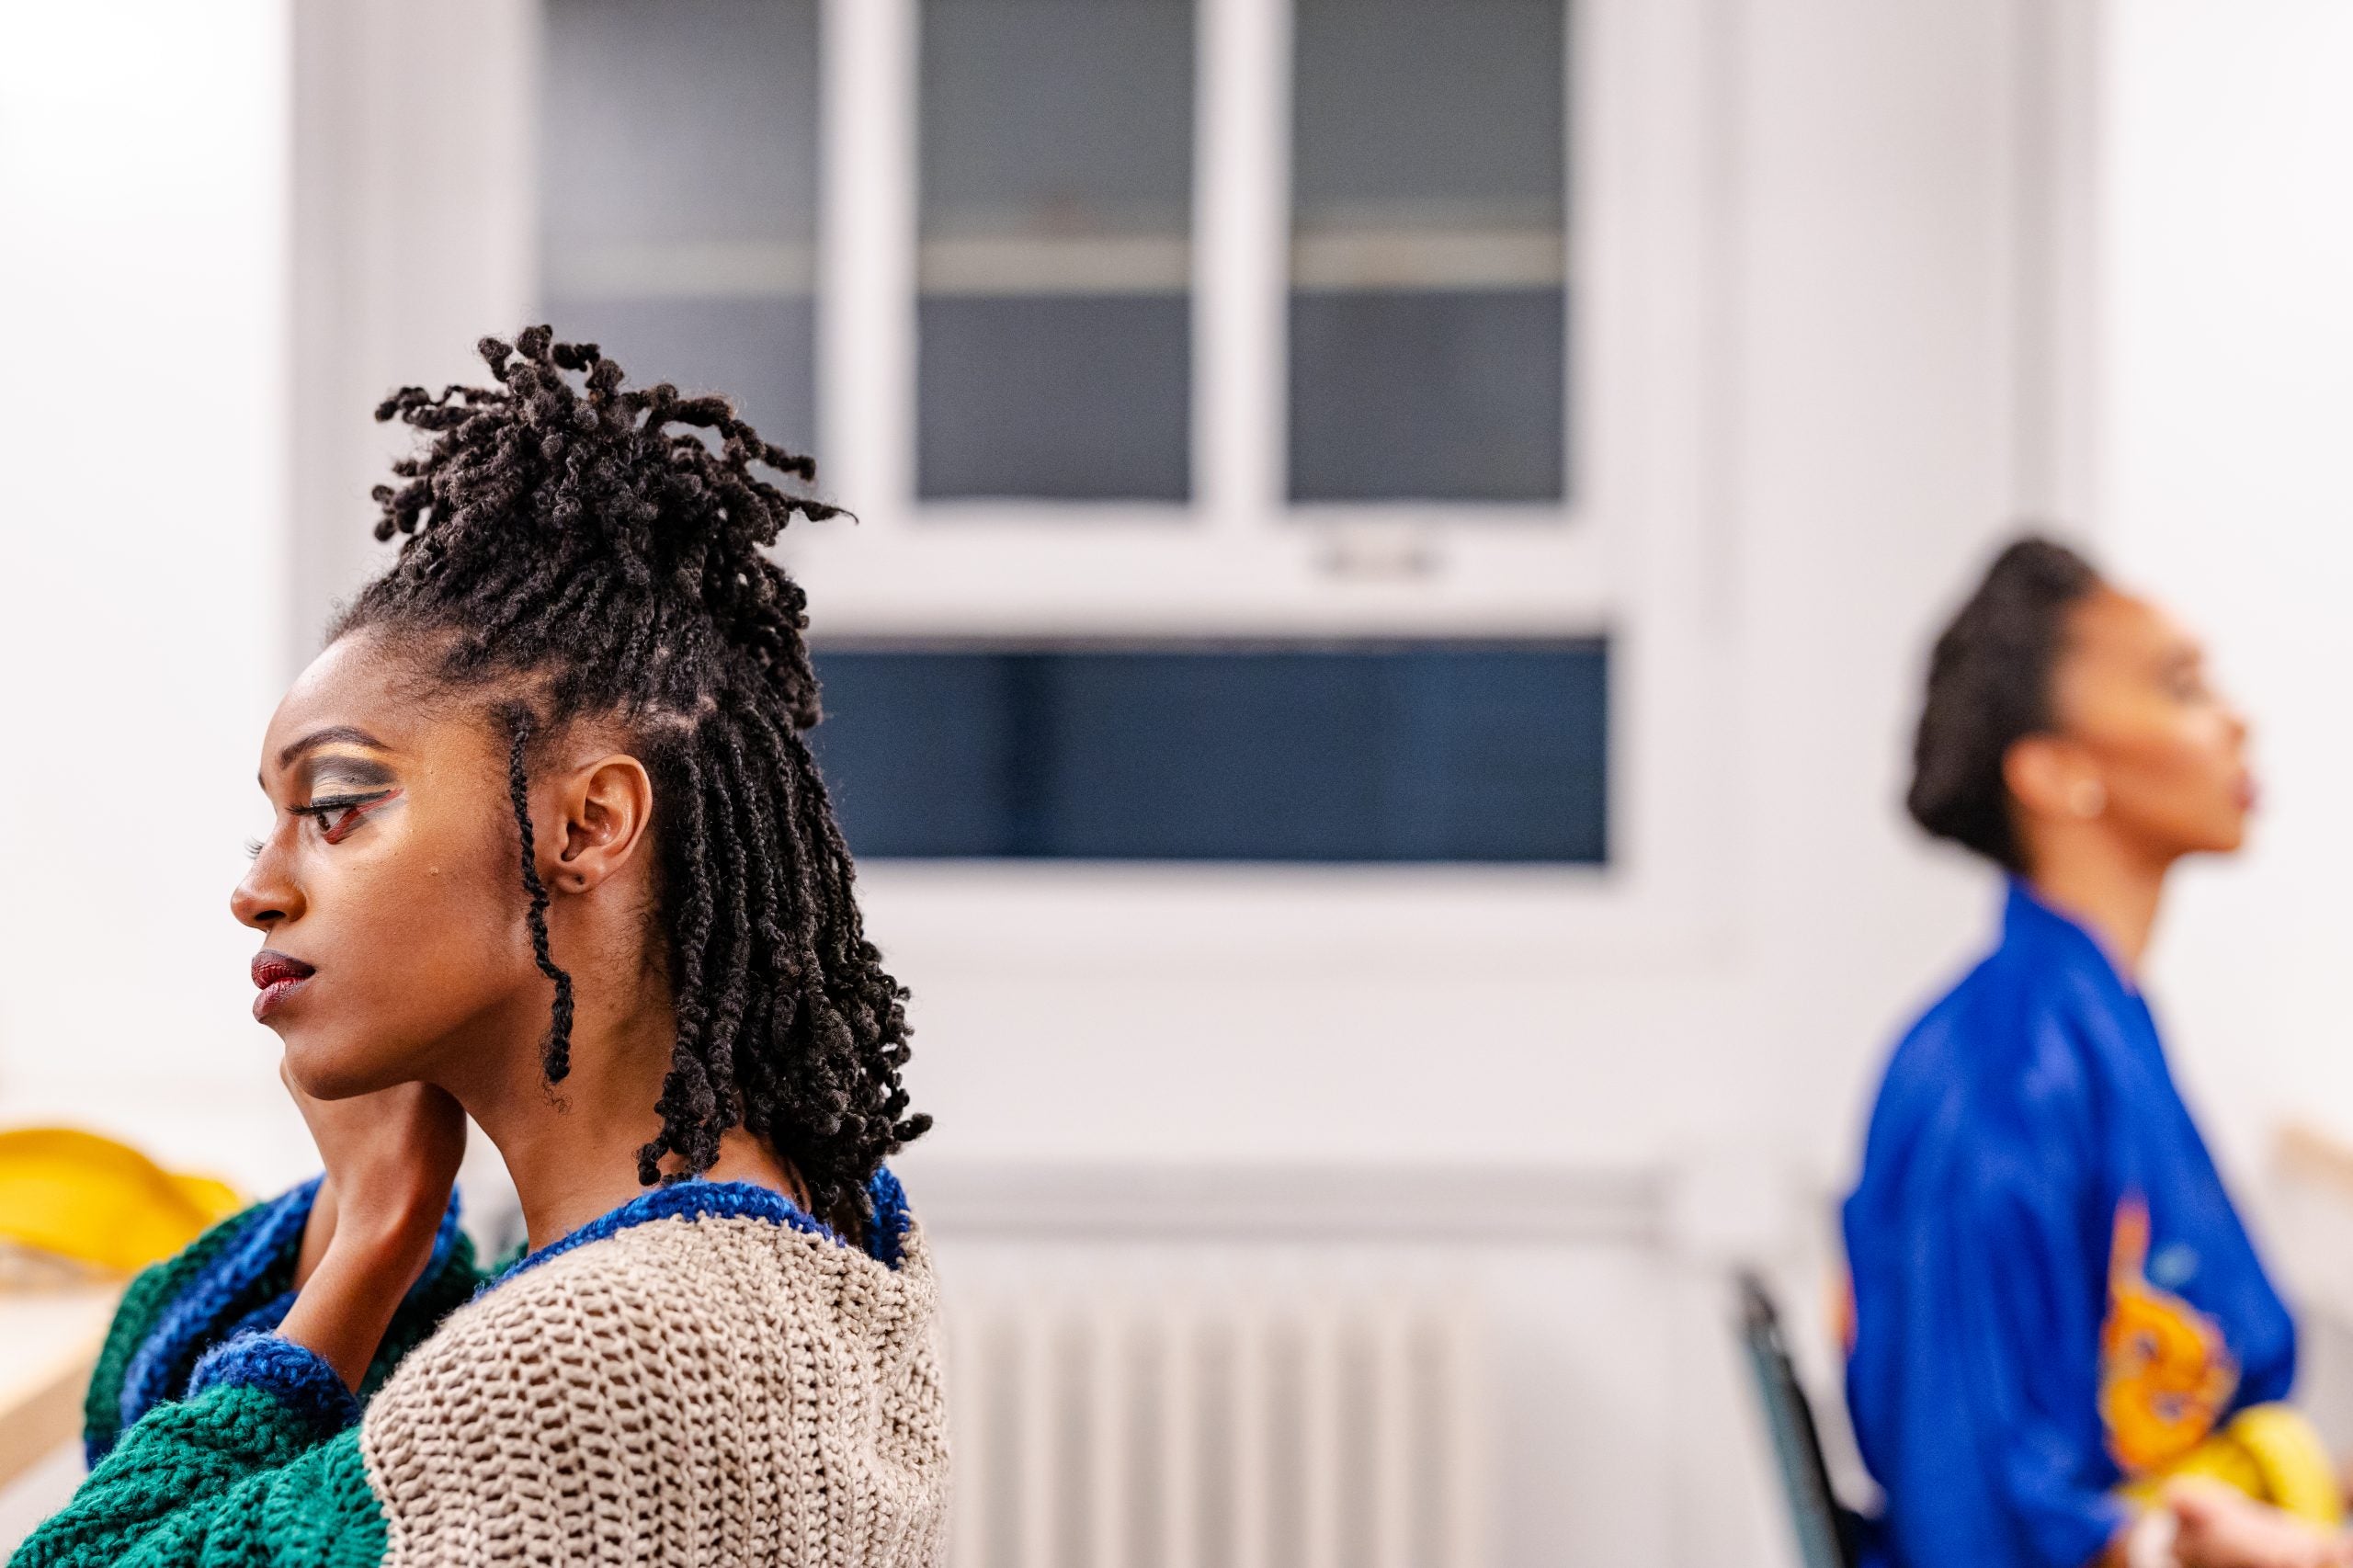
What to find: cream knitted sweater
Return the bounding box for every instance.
[16,1175,949,1568]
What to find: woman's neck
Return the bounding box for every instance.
[448,986,801,1253]
[2027,834,2172,977]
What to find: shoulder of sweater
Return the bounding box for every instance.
[356,1210,944,1475]
[379,1210,938,1373]
[353,1214,951,1568]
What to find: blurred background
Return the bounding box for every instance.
[6,1,2353,1563]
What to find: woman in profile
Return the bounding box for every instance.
[1845,539,2339,1568]
[14,329,944,1567]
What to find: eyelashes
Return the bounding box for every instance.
[247,789,400,858]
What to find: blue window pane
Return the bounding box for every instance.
[808,643,1608,862]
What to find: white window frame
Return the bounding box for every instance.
[808,0,1623,635]
[801,0,1731,968]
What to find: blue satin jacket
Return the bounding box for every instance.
[1842,880,2296,1568]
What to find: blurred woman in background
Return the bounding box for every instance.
[1844,539,2340,1568]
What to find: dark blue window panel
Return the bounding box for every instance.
[807,642,1607,862]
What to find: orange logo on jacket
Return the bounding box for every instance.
[2101,1195,2237,1474]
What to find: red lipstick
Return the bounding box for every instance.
[251,950,315,1022]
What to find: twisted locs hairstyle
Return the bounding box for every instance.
[335,326,927,1236]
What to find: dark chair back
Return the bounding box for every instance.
[1736,1269,1863,1568]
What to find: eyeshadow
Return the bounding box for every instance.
[301,754,397,791]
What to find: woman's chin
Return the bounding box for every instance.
[2188,820,2247,857]
[281,1037,409,1101]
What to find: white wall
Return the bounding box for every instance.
[0,1,309,1187]
[2097,0,2353,1201]
[290,0,537,665]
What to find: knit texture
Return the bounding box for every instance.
[14,1386,389,1568]
[82,1185,307,1464]
[117,1179,324,1437]
[189,1334,364,1439]
[86,1180,479,1465]
[485,1172,868,1289]
[360,1203,948,1567]
[25,1176,942,1568]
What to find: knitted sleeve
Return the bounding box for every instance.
[12,1335,390,1568]
[82,1178,484,1465]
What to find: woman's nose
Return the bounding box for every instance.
[231,843,302,931]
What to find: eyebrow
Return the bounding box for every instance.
[276,725,392,768]
[260,725,400,790]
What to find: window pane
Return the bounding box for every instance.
[540,0,821,451]
[1290,0,1567,503]
[809,643,1608,862]
[917,0,1195,502]
[1290,290,1564,502]
[917,296,1189,500]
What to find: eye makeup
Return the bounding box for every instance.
[248,745,403,857]
[300,752,397,793]
[295,787,402,844]
[244,786,400,858]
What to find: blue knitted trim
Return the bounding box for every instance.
[202,1198,456,1348]
[187,1332,360,1438]
[222,1290,295,1344]
[484,1166,912,1294]
[867,1166,911,1270]
[119,1177,466,1434]
[120,1176,321,1432]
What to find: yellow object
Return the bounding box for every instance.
[2119,1403,2344,1528]
[0,1128,244,1277]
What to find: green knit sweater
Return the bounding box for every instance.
[12,1172,946,1568]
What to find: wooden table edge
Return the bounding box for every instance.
[0,1323,106,1491]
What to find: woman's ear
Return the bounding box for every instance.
[551,754,654,893]
[2004,733,2101,825]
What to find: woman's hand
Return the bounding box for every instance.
[276,1062,467,1390]
[2167,1477,2353,1568]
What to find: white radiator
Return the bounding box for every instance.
[942,1289,1486,1568]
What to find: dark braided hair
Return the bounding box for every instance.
[1907,534,2101,873]
[335,326,927,1236]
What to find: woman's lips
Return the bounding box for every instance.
[251,950,316,1022]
